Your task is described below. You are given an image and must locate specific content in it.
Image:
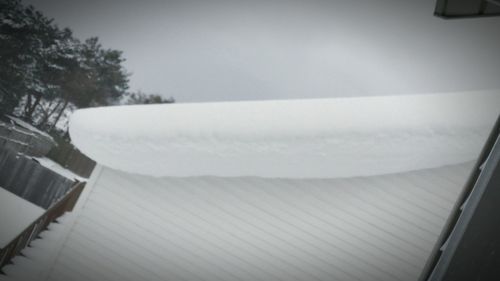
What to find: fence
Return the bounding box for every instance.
[0,118,90,271]
[47,140,96,178]
[0,182,85,270]
[0,116,95,179]
[0,120,55,157]
[0,147,76,209]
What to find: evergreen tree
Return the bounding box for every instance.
[0,0,131,133]
[125,91,175,105]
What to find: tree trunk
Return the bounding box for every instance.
[49,100,69,132]
[24,93,32,117]
[24,93,42,122]
[26,94,42,121]
[39,99,62,127]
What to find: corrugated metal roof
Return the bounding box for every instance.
[1,162,472,281]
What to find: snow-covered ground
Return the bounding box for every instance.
[0,188,44,248]
[70,90,500,178]
[32,157,87,182]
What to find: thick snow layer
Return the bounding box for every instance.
[0,188,44,248]
[69,91,500,178]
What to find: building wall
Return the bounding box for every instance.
[44,163,472,281]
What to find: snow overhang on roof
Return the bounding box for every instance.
[69,91,500,178]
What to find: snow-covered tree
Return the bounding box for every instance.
[1,0,130,134]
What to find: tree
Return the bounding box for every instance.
[68,37,129,108]
[0,0,131,133]
[0,0,54,114]
[124,91,175,105]
[1,0,174,137]
[43,37,130,131]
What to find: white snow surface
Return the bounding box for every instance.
[0,188,44,248]
[7,115,55,142]
[69,91,500,178]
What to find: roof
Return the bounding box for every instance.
[69,91,500,178]
[2,91,497,281]
[0,162,472,281]
[423,116,500,280]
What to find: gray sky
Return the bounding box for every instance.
[24,0,500,102]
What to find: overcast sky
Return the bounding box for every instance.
[24,0,500,102]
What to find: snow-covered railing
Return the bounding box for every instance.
[0,119,55,157]
[0,147,76,209]
[0,181,85,271]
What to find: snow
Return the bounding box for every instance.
[0,213,76,281]
[4,90,496,280]
[6,115,55,142]
[0,162,473,281]
[32,157,87,182]
[69,90,500,178]
[0,188,44,248]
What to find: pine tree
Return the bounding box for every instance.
[0,0,131,133]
